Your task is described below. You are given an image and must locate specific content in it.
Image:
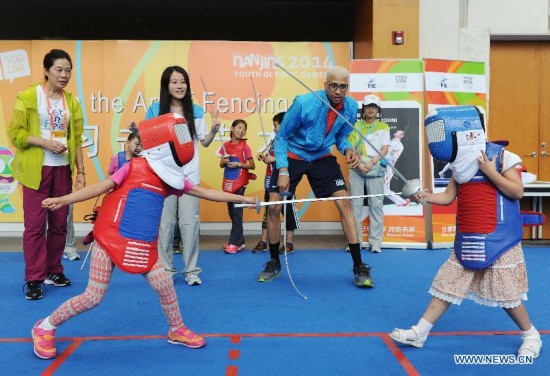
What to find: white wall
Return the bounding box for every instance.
[420,0,550,61]
[468,0,548,34]
[419,0,461,60]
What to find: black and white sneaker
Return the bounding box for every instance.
[25,281,44,300]
[258,259,281,282]
[353,263,374,288]
[45,273,71,287]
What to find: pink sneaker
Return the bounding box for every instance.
[222,243,229,250]
[224,244,245,254]
[32,319,57,359]
[168,326,206,348]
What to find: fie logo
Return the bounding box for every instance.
[0,49,31,83]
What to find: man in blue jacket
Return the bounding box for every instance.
[258,66,374,288]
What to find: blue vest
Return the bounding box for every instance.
[454,143,523,270]
[116,151,128,169]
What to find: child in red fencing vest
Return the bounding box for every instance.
[216,119,256,254]
[31,114,258,360]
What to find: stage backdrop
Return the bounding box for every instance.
[424,59,487,248]
[349,59,426,249]
[0,40,351,226]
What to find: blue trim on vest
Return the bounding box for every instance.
[454,143,523,270]
[119,188,165,242]
[224,156,240,180]
[117,151,128,170]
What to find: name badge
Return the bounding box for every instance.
[51,130,68,153]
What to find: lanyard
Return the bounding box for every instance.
[42,83,67,130]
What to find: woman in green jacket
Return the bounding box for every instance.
[8,49,85,300]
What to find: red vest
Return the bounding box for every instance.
[93,158,169,273]
[222,140,250,193]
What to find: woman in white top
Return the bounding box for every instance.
[145,66,220,286]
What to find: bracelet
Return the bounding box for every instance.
[238,162,242,168]
[77,171,85,175]
[279,171,289,176]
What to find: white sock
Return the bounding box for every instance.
[414,317,434,338]
[521,325,539,338]
[39,317,57,331]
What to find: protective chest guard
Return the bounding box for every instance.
[93,158,169,273]
[222,140,250,193]
[454,143,523,270]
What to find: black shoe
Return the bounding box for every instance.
[353,264,374,288]
[44,273,71,287]
[25,281,44,300]
[258,259,281,282]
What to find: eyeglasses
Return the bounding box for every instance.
[328,83,349,92]
[365,105,378,110]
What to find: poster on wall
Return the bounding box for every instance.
[423,59,487,248]
[349,59,426,249]
[0,40,351,226]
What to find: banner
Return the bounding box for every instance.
[423,59,487,248]
[0,40,351,225]
[349,60,426,248]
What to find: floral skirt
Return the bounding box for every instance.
[429,243,528,308]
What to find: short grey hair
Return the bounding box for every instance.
[326,66,349,82]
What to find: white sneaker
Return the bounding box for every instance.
[63,250,80,261]
[390,326,427,348]
[185,273,202,286]
[519,332,542,358]
[370,245,381,253]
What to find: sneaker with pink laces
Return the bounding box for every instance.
[32,319,57,359]
[168,326,206,348]
[224,244,245,254]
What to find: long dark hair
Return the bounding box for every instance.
[43,49,72,81]
[158,66,197,140]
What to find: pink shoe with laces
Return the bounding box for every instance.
[32,319,57,359]
[168,326,206,348]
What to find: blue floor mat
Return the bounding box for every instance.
[1,246,549,375]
